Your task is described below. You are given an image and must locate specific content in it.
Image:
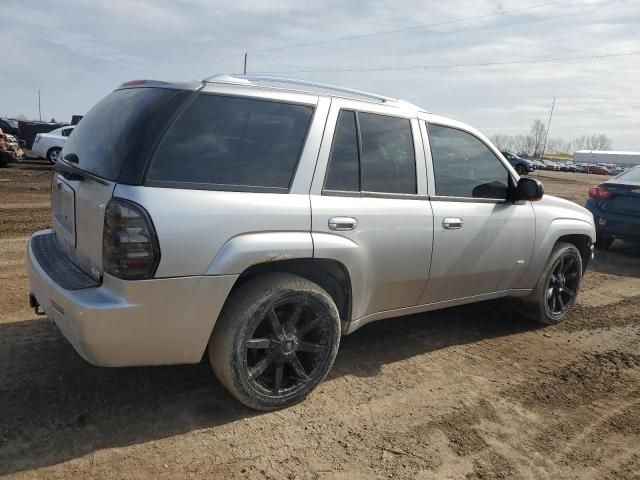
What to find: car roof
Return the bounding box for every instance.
[117,75,503,140]
[119,74,429,113]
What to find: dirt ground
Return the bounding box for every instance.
[1,163,639,479]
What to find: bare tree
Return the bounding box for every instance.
[530,119,546,158]
[572,135,588,151]
[489,134,512,152]
[489,129,613,155]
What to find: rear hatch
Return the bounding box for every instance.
[52,85,192,280]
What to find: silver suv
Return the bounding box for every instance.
[27,75,596,410]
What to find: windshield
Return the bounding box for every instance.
[63,87,178,181]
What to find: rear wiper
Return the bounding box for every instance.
[54,159,109,185]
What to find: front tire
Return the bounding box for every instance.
[209,273,341,411]
[515,164,528,175]
[522,242,583,325]
[46,147,62,164]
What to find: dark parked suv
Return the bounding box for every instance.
[501,152,535,175]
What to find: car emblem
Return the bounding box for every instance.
[56,181,63,191]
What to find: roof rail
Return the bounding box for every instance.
[201,74,397,103]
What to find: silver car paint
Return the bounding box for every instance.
[51,171,115,280]
[29,77,596,367]
[27,230,237,366]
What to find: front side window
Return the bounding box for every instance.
[428,124,510,200]
[61,128,73,137]
[324,110,417,195]
[148,94,314,190]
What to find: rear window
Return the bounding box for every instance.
[617,167,640,183]
[63,87,179,181]
[147,94,314,191]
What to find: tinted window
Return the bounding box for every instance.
[64,87,177,181]
[428,124,510,199]
[325,110,359,191]
[148,94,314,190]
[359,113,416,194]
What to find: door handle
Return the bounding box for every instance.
[442,217,463,230]
[329,217,358,231]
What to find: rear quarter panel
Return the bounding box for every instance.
[113,186,314,277]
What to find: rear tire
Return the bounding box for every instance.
[46,147,61,164]
[521,242,582,325]
[209,273,341,411]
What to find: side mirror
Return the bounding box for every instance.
[515,177,544,201]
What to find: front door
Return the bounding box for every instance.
[310,100,433,321]
[420,122,535,305]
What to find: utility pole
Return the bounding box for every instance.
[38,89,42,122]
[540,97,555,161]
[244,52,247,75]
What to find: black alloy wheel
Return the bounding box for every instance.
[545,253,580,318]
[244,298,332,397]
[210,273,341,411]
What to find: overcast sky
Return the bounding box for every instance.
[1,0,638,149]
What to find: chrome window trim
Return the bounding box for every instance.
[429,195,508,204]
[144,180,289,194]
[321,189,428,200]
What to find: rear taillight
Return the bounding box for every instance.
[34,135,40,144]
[103,198,160,280]
[588,185,613,200]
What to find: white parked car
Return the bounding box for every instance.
[32,126,75,163]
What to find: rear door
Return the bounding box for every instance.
[53,86,189,279]
[310,99,433,321]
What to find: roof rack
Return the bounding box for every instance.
[201,74,397,103]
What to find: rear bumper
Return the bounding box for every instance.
[27,230,238,366]
[586,200,640,242]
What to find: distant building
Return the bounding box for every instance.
[573,150,640,167]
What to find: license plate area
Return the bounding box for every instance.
[51,175,76,247]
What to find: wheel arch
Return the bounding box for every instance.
[232,258,353,324]
[520,218,595,289]
[556,234,593,273]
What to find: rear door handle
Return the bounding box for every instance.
[329,217,358,231]
[442,217,463,230]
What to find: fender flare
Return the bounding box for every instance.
[206,231,313,275]
[522,217,595,289]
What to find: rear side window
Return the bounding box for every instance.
[359,112,416,194]
[325,111,359,191]
[64,87,178,181]
[324,110,417,195]
[148,94,314,191]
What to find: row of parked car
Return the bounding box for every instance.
[500,151,624,176]
[0,117,76,165]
